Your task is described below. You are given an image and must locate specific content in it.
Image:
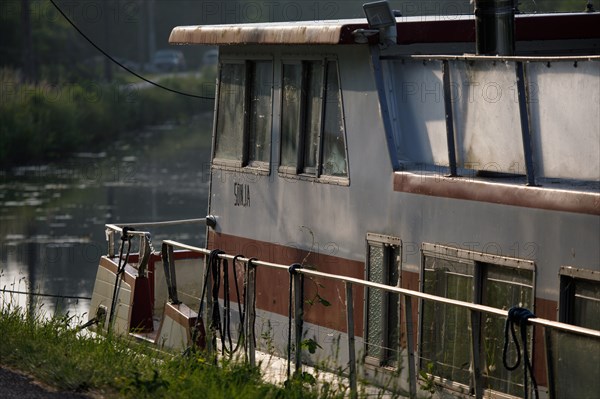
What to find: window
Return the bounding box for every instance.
[364,233,401,367]
[420,244,534,397]
[548,267,600,399]
[280,59,348,180]
[214,60,273,169]
[559,266,600,330]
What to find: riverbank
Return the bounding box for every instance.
[0,68,215,167]
[0,303,350,399]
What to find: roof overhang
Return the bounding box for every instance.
[169,19,369,45]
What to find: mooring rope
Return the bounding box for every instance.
[503,306,539,399]
[187,250,251,357]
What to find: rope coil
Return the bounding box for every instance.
[503,306,539,399]
[190,250,252,358]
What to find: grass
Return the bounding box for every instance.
[0,302,348,399]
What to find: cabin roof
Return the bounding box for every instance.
[169,13,600,46]
[168,18,372,45]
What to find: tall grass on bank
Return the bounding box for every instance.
[0,68,215,167]
[0,302,347,398]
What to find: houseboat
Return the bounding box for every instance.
[88,2,600,398]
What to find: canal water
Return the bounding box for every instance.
[0,113,212,319]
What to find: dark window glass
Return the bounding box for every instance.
[481,264,533,396]
[572,279,600,330]
[420,253,534,395]
[280,64,302,169]
[547,329,600,399]
[279,59,347,179]
[303,61,324,174]
[248,61,273,164]
[561,274,600,330]
[421,257,474,386]
[322,61,347,177]
[215,63,246,161]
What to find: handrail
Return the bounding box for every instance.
[105,224,151,236]
[161,240,600,398]
[104,217,216,258]
[111,218,210,228]
[162,240,600,339]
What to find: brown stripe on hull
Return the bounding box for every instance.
[208,232,365,336]
[393,172,600,215]
[400,271,420,349]
[533,297,557,387]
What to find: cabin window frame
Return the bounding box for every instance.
[278,55,349,185]
[363,233,401,368]
[558,266,600,330]
[419,243,536,397]
[212,56,274,174]
[547,266,600,399]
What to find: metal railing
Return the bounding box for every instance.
[104,217,214,258]
[160,240,600,399]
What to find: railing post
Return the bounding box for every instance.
[107,230,115,257]
[345,282,358,399]
[160,243,179,304]
[246,262,256,367]
[470,309,484,399]
[293,273,304,374]
[403,294,417,399]
[516,61,537,186]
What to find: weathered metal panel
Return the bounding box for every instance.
[384,59,448,165]
[450,60,524,173]
[528,60,600,181]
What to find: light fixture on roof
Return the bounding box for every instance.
[362,1,398,45]
[363,1,395,28]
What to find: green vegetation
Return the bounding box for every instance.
[0,0,216,167]
[0,302,348,399]
[0,68,214,166]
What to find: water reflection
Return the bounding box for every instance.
[0,115,212,318]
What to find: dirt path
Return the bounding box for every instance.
[0,366,91,399]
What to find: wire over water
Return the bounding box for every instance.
[49,0,216,100]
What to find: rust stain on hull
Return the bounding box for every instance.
[393,171,600,215]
